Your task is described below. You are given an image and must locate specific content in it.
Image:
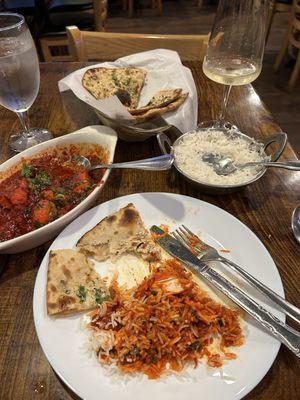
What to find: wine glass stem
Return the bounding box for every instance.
[217,85,232,126]
[16,110,32,137]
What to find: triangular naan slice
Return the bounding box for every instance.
[82,67,146,109]
[76,203,161,262]
[46,249,109,316]
[129,88,182,115]
[132,92,189,122]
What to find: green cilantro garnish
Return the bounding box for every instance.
[54,187,66,194]
[112,71,121,87]
[35,171,51,186]
[28,171,51,193]
[130,347,140,356]
[34,221,45,229]
[94,288,110,304]
[54,193,65,201]
[76,285,87,303]
[21,164,33,178]
[23,205,32,214]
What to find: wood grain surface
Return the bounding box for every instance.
[0,62,299,400]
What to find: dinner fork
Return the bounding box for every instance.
[172,225,300,324]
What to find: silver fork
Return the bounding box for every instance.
[173,225,300,324]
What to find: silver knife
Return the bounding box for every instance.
[150,225,300,357]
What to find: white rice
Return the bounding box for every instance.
[174,129,267,186]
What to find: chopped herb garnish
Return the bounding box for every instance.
[150,355,157,364]
[82,183,94,193]
[54,187,66,194]
[23,205,32,214]
[130,347,140,356]
[94,287,110,304]
[28,170,51,193]
[54,193,65,201]
[76,285,87,303]
[35,171,51,186]
[112,71,121,87]
[34,221,44,229]
[21,164,33,178]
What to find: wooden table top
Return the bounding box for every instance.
[0,62,299,400]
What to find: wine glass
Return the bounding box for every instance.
[0,13,53,152]
[202,0,269,129]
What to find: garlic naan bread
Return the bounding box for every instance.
[129,88,182,115]
[132,92,188,122]
[46,249,109,316]
[82,67,146,109]
[76,203,161,262]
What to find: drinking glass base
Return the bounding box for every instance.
[10,128,53,152]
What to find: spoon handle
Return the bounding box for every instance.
[89,154,174,171]
[239,161,300,171]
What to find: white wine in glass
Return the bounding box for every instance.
[202,0,268,128]
[0,13,52,152]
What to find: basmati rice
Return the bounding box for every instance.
[174,129,266,185]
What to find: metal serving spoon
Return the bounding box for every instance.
[75,154,174,171]
[202,153,300,176]
[292,204,300,244]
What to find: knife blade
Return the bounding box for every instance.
[150,225,300,357]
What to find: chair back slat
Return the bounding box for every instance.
[67,26,209,62]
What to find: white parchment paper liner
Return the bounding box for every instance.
[58,49,198,134]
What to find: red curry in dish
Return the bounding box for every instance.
[0,144,107,242]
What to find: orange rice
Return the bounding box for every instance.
[88,259,244,379]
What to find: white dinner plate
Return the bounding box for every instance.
[33,192,284,400]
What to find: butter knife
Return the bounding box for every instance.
[151,225,300,357]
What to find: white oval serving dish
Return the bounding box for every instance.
[0,125,117,254]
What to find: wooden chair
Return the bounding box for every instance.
[266,0,293,42]
[66,25,209,61]
[197,0,203,11]
[122,0,162,18]
[274,0,300,90]
[40,35,73,61]
[39,0,108,61]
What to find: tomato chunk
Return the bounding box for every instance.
[32,200,57,225]
[9,187,28,206]
[72,171,91,193]
[41,189,54,201]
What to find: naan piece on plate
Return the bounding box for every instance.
[76,203,161,262]
[129,88,182,115]
[82,67,146,109]
[46,249,109,316]
[132,92,188,122]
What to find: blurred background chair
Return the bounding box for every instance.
[197,0,203,11]
[39,0,108,61]
[122,0,162,18]
[266,0,293,42]
[274,0,300,90]
[66,25,209,61]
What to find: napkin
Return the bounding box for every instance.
[58,49,198,134]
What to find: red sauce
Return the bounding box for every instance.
[0,146,107,242]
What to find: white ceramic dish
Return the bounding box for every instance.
[33,193,284,400]
[0,125,117,254]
